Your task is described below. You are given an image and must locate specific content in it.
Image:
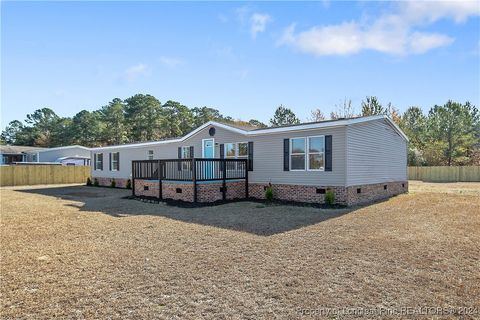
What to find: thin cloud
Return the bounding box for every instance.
[159,56,185,68]
[401,0,480,24]
[278,0,478,56]
[218,13,228,23]
[123,64,149,82]
[250,13,272,39]
[235,6,250,25]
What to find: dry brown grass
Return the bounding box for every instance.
[1,182,479,319]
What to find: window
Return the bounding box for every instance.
[237,142,248,158]
[224,142,248,170]
[290,138,306,170]
[94,153,103,170]
[308,136,325,170]
[147,150,154,160]
[225,143,236,158]
[181,146,191,170]
[181,146,191,159]
[289,136,325,171]
[224,143,236,170]
[224,142,248,159]
[111,152,119,171]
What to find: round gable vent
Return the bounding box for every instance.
[209,127,216,136]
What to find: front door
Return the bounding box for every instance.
[202,139,214,158]
[202,139,214,179]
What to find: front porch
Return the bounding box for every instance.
[132,158,249,203]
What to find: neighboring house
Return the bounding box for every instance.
[0,146,46,164]
[90,115,408,206]
[34,146,91,165]
[0,145,91,165]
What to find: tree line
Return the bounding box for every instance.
[2,94,479,166]
[1,94,269,148]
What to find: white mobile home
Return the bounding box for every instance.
[32,145,91,165]
[90,115,408,206]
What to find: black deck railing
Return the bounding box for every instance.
[132,158,249,202]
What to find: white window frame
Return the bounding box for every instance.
[236,142,249,159]
[111,152,119,171]
[224,143,237,158]
[181,146,192,171]
[307,135,325,172]
[290,137,307,171]
[147,150,154,160]
[94,153,103,171]
[181,146,191,159]
[224,142,249,159]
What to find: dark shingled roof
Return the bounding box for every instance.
[0,145,46,154]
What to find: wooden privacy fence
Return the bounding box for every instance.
[408,166,480,182]
[0,165,90,187]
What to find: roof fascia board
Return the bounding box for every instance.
[382,116,409,141]
[35,145,91,152]
[245,115,386,136]
[90,121,249,151]
[90,116,408,151]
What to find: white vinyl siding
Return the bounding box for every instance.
[91,125,347,186]
[346,119,407,186]
[36,146,90,163]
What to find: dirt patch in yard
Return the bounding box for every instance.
[1,182,479,319]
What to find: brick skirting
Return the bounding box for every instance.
[131,179,407,206]
[94,177,129,188]
[249,183,347,204]
[133,179,246,203]
[346,181,408,206]
[249,181,408,206]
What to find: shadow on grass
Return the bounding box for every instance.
[18,185,357,236]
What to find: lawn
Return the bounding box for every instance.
[1,182,479,319]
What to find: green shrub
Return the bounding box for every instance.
[93,178,99,187]
[325,190,335,206]
[126,179,132,189]
[86,177,92,186]
[110,179,116,188]
[265,183,273,201]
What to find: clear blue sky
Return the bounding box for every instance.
[2,1,479,128]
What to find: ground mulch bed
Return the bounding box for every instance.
[1,182,479,319]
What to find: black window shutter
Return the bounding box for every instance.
[248,141,253,171]
[100,153,103,170]
[117,152,120,170]
[94,153,97,170]
[325,135,332,171]
[109,153,112,171]
[219,144,224,159]
[189,146,194,158]
[177,147,182,170]
[283,139,289,171]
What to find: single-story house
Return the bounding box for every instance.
[33,145,91,165]
[0,145,91,165]
[0,146,45,164]
[90,115,408,206]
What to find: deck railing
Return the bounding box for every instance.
[132,158,249,202]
